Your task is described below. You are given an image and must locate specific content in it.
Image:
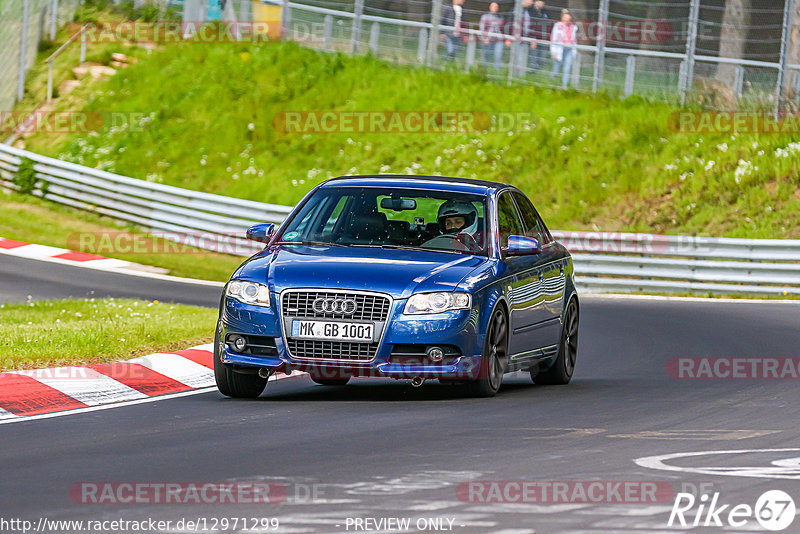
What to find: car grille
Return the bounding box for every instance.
[281,290,392,362]
[282,291,391,321]
[286,340,379,362]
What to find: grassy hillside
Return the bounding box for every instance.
[23,41,800,238]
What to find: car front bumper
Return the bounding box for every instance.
[219,296,485,380]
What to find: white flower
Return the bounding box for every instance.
[704,160,715,171]
[247,123,255,131]
[664,163,677,171]
[716,142,728,152]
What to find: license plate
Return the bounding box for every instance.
[291,320,374,342]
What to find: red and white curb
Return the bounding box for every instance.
[0,237,223,287]
[0,344,216,421]
[0,344,306,422]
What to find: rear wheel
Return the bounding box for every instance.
[465,308,508,397]
[214,326,268,398]
[533,299,578,385]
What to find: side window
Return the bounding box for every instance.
[497,192,524,249]
[512,191,549,244]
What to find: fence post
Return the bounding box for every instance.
[417,27,428,63]
[681,0,700,105]
[466,36,476,70]
[733,65,744,98]
[80,25,87,64]
[571,46,580,87]
[351,0,364,54]
[776,0,794,116]
[17,0,30,101]
[323,14,332,50]
[592,0,609,92]
[50,0,58,40]
[427,0,442,66]
[369,22,380,54]
[507,0,524,85]
[624,54,636,96]
[280,0,291,39]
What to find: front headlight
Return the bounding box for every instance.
[404,292,471,315]
[226,280,271,307]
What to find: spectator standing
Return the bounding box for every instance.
[480,2,505,70]
[550,8,577,89]
[441,0,465,61]
[524,0,550,73]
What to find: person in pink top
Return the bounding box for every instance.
[550,8,577,89]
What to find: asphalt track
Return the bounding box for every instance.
[2,255,800,533]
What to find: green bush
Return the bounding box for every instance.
[13,158,38,195]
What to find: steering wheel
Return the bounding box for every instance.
[422,232,480,253]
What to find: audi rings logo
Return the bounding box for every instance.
[312,297,358,315]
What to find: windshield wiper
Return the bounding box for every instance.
[275,240,346,247]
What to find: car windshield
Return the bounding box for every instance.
[275,186,489,256]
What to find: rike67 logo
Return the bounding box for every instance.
[668,490,796,531]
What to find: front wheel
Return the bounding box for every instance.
[465,308,508,397]
[214,326,268,398]
[533,299,578,385]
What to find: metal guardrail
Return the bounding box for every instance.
[0,142,798,296]
[0,143,292,257]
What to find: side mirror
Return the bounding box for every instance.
[504,235,541,256]
[246,223,275,244]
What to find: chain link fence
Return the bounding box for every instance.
[0,0,81,112]
[269,0,800,111]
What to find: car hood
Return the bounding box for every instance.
[236,245,487,299]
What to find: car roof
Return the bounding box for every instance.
[320,175,513,195]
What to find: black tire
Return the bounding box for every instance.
[465,308,508,397]
[213,327,268,398]
[533,298,578,385]
[310,377,351,386]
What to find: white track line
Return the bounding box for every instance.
[581,293,800,305]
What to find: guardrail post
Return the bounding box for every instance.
[369,22,380,54]
[592,0,609,92]
[18,0,30,101]
[776,0,794,116]
[681,0,700,105]
[507,0,524,85]
[427,0,442,66]
[322,14,332,50]
[624,54,636,96]
[351,0,364,54]
[50,0,58,40]
[417,27,428,64]
[465,36,476,70]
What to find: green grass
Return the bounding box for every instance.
[0,297,216,370]
[0,190,243,281]
[20,40,800,239]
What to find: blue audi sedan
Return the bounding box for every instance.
[215,175,579,398]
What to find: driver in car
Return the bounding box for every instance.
[435,200,480,251]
